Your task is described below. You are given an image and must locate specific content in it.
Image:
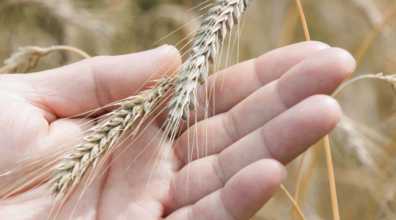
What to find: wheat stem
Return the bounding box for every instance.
[294,1,341,220]
[323,137,340,220]
[46,46,91,59]
[293,155,306,204]
[281,184,306,220]
[333,73,396,96]
[294,0,310,41]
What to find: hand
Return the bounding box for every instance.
[0,42,355,220]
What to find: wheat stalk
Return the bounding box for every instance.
[166,0,251,134]
[372,73,396,89]
[334,73,396,96]
[292,2,341,220]
[50,77,173,197]
[1,0,254,207]
[51,0,253,200]
[50,0,253,202]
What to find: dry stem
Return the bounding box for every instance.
[294,1,340,220]
[294,0,310,41]
[281,184,306,220]
[333,72,396,96]
[324,136,341,220]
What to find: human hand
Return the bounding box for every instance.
[0,42,355,220]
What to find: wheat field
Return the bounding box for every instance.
[0,0,396,219]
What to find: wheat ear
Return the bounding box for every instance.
[0,46,90,74]
[50,77,174,197]
[166,0,251,133]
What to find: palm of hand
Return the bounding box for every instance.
[0,42,355,220]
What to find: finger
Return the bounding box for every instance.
[0,92,49,172]
[0,45,181,118]
[168,95,341,210]
[175,47,355,163]
[166,159,285,220]
[193,41,329,118]
[0,91,90,184]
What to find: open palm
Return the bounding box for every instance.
[0,42,355,220]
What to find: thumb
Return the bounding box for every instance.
[7,45,181,118]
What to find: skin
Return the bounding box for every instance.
[0,41,356,220]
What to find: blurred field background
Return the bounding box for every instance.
[1,0,396,219]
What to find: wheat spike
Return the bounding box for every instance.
[0,46,90,74]
[50,77,173,196]
[51,0,253,197]
[51,0,253,199]
[166,0,251,132]
[333,115,393,175]
[0,46,49,73]
[3,0,254,202]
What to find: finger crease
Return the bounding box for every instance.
[275,81,291,111]
[260,127,276,160]
[212,155,227,187]
[90,60,112,108]
[219,190,238,220]
[253,57,267,87]
[222,112,240,144]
